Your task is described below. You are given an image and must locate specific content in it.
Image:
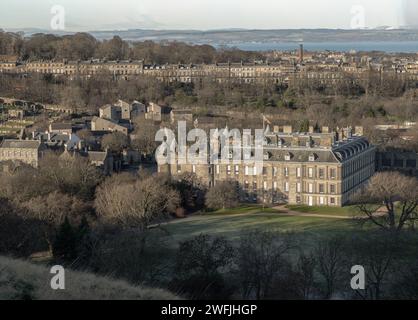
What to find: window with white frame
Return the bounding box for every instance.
[308,167,314,178]
[308,183,314,193]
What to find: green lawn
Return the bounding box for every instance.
[202,205,286,216]
[286,205,362,217]
[159,210,358,247]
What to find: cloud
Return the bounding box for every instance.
[0,0,408,30]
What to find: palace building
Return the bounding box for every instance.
[158,126,376,207]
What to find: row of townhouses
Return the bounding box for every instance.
[2,56,417,84]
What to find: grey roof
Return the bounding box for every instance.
[33,132,71,144]
[0,140,40,149]
[50,123,72,130]
[264,148,340,163]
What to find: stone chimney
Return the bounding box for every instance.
[354,126,364,136]
[283,125,293,134]
[344,127,353,139]
[309,126,314,133]
[320,134,335,148]
[299,44,304,62]
[291,136,300,147]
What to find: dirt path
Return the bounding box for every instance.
[272,206,352,219]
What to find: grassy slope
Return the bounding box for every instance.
[0,256,179,300]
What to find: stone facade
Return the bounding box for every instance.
[91,117,128,135]
[159,128,376,207]
[0,139,44,167]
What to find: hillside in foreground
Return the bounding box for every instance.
[0,256,178,300]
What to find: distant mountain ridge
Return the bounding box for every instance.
[4,28,418,45]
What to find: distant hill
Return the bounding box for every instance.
[5,28,418,45]
[88,28,418,44]
[0,256,178,300]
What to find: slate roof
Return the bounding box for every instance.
[0,139,41,149]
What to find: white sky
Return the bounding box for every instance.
[0,0,413,31]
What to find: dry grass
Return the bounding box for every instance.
[0,256,179,300]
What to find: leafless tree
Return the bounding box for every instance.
[348,232,399,300]
[205,181,240,210]
[39,152,102,200]
[94,173,180,229]
[21,191,88,227]
[315,236,347,299]
[131,117,158,157]
[293,252,317,300]
[101,132,129,153]
[236,230,293,300]
[354,172,418,232]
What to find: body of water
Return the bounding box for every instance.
[222,41,418,53]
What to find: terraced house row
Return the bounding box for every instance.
[0,58,412,84]
[158,126,376,207]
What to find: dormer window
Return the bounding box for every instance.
[309,153,317,162]
[284,153,292,161]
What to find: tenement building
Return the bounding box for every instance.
[158,127,376,207]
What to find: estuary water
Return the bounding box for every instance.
[222,41,418,53]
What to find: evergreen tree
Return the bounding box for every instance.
[75,216,93,267]
[53,217,77,264]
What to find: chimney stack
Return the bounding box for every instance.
[283,125,293,134]
[299,44,304,62]
[354,126,364,136]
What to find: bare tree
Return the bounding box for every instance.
[294,252,317,300]
[101,132,129,153]
[205,181,240,210]
[236,230,293,300]
[94,174,180,229]
[172,234,235,299]
[355,172,418,232]
[131,117,159,158]
[348,232,399,300]
[21,191,88,227]
[39,152,102,200]
[315,236,347,299]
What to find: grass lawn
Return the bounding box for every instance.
[201,205,287,216]
[286,205,362,217]
[159,209,358,247]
